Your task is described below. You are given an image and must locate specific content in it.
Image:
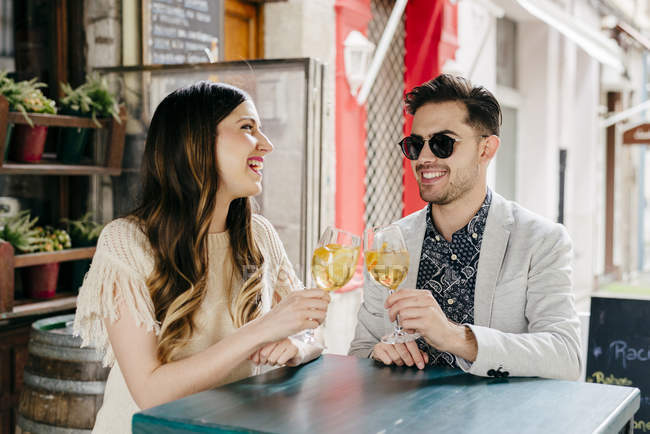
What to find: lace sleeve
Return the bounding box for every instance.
[73,219,160,367]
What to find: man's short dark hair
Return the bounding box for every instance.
[405,74,502,136]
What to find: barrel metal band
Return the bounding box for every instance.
[28,340,104,363]
[17,414,92,434]
[24,372,106,395]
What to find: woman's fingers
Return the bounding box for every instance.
[266,342,288,366]
[259,342,278,365]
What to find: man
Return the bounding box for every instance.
[349,74,582,380]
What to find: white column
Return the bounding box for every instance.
[517,22,560,219]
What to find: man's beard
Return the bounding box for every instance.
[419,163,479,205]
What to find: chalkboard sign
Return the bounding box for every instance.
[587,296,650,432]
[143,0,224,64]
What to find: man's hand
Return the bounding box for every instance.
[371,341,429,369]
[249,338,300,367]
[385,289,477,362]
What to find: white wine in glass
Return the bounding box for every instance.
[365,224,419,344]
[295,226,360,344]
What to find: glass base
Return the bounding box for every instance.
[381,330,420,344]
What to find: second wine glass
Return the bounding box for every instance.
[364,224,419,344]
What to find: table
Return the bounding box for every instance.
[132,354,640,433]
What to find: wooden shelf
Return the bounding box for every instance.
[7,111,111,129]
[0,94,127,176]
[14,247,96,268]
[0,162,121,176]
[0,293,76,320]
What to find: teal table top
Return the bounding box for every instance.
[132,354,640,434]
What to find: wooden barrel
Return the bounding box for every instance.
[17,314,109,433]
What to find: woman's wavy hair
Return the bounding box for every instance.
[131,81,265,363]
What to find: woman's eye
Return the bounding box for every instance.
[242,124,254,131]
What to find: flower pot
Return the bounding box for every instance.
[3,123,14,161]
[58,127,90,164]
[23,262,60,299]
[11,125,48,163]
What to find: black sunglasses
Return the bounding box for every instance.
[399,133,489,160]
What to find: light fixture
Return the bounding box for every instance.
[343,30,375,97]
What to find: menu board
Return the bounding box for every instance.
[586,296,650,432]
[144,0,223,64]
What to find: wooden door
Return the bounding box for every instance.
[224,0,263,60]
[0,324,30,433]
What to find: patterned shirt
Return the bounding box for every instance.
[415,189,492,367]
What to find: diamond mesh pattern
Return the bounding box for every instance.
[364,0,405,228]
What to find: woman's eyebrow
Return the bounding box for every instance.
[238,116,261,128]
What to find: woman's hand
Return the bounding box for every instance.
[249,338,301,367]
[253,288,330,344]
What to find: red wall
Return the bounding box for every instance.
[334,0,372,236]
[402,0,458,216]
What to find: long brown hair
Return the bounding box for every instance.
[131,81,264,363]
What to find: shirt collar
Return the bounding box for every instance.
[425,188,493,241]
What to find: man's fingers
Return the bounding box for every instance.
[384,289,420,306]
[405,341,425,369]
[384,344,404,366]
[394,343,414,367]
[422,351,429,364]
[372,347,393,365]
[389,300,429,322]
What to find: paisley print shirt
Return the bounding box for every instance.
[415,189,492,367]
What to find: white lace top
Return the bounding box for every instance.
[73,214,313,434]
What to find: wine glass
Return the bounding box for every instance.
[294,226,361,344]
[364,224,419,344]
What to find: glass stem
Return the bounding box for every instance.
[389,289,404,334]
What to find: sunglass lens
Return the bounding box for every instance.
[400,136,423,160]
[430,134,454,159]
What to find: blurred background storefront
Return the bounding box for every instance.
[1,0,650,432]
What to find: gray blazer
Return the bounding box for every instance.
[349,191,582,381]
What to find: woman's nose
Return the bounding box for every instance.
[257,132,273,153]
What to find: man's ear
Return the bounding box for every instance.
[480,135,500,161]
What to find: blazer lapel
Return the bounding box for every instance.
[474,192,514,327]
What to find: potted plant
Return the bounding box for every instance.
[0,71,57,163]
[0,71,21,161]
[58,73,121,164]
[0,209,44,253]
[0,211,71,299]
[62,212,103,290]
[62,212,104,247]
[24,225,71,299]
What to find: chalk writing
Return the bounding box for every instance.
[607,340,650,369]
[586,371,633,386]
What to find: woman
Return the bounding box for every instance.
[74,81,329,433]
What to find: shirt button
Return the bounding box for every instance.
[448,298,455,305]
[435,235,440,241]
[451,254,457,261]
[472,233,478,239]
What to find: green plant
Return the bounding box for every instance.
[60,73,121,127]
[0,70,57,127]
[32,226,71,252]
[0,210,46,253]
[61,212,104,246]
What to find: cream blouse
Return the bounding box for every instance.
[74,214,318,434]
